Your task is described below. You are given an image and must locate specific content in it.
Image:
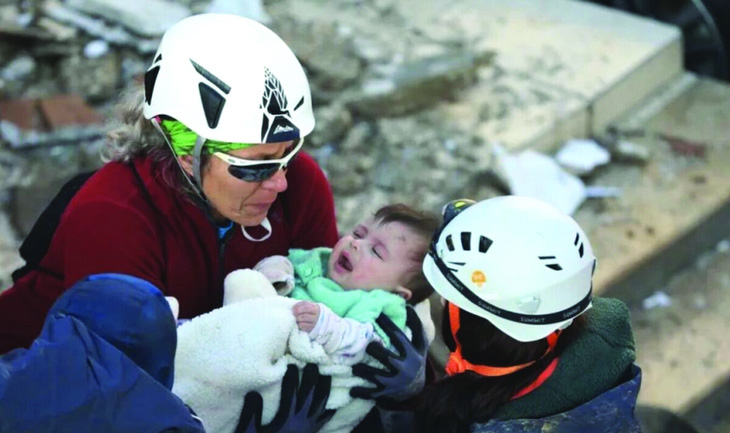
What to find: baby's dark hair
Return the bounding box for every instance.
[373,204,440,305]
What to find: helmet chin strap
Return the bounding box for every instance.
[241,217,272,242]
[152,119,207,203]
[191,135,207,194]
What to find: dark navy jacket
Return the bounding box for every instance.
[471,365,642,433]
[0,274,205,433]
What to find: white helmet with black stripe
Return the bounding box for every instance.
[143,13,314,144]
[423,196,595,342]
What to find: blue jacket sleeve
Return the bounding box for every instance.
[0,315,204,433]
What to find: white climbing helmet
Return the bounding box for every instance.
[143,13,314,144]
[423,196,595,342]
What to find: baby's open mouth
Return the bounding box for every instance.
[337,253,353,272]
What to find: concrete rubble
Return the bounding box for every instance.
[345,50,495,118]
[64,0,191,38]
[0,0,720,270]
[0,94,106,241]
[0,0,717,265]
[0,0,523,242]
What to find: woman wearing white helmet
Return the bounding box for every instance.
[415,196,641,433]
[2,13,337,350]
[0,13,429,431]
[0,13,337,351]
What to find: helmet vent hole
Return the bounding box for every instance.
[478,236,492,254]
[294,96,304,111]
[198,83,226,129]
[539,256,562,271]
[445,235,455,251]
[574,233,585,257]
[153,53,162,64]
[460,232,471,251]
[144,66,160,104]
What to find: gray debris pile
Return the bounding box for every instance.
[0,0,501,247]
[0,0,683,287]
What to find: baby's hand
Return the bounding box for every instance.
[293,301,320,332]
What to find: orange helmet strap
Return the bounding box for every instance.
[445,302,561,377]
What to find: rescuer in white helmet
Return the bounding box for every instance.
[415,196,641,433]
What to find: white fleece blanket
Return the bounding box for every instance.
[172,276,434,433]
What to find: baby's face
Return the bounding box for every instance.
[328,219,425,292]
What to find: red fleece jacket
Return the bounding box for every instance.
[0,153,338,354]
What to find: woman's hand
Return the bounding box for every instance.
[350,306,428,406]
[236,363,335,433]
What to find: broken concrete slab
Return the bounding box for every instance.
[346,50,494,117]
[265,0,682,167]
[591,37,682,132]
[42,1,160,53]
[632,241,730,416]
[440,72,590,153]
[65,0,190,38]
[442,0,682,132]
[569,74,730,420]
[377,0,680,150]
[580,74,730,300]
